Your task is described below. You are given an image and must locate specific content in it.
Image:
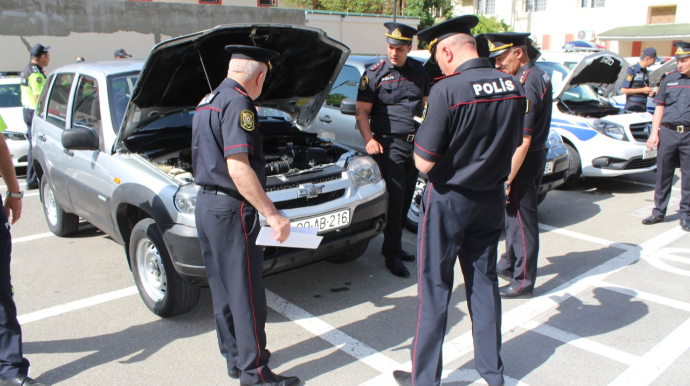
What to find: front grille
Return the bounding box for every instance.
[629,123,651,142]
[274,189,346,210]
[266,174,342,192]
[624,157,656,170]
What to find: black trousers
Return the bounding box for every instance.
[195,192,272,384]
[376,137,417,261]
[498,150,546,294]
[412,184,505,386]
[22,109,36,185]
[653,126,690,220]
[0,196,30,380]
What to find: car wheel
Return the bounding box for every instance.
[326,240,370,264]
[41,177,79,237]
[560,143,581,189]
[404,177,427,233]
[129,218,200,317]
[537,192,547,205]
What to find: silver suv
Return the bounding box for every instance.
[31,25,388,317]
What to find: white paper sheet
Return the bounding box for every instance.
[256,227,323,249]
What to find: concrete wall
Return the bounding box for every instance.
[0,0,304,70]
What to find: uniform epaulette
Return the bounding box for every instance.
[369,59,385,71]
[519,69,531,84]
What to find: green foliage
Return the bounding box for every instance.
[282,0,390,13]
[325,92,347,107]
[404,0,454,31]
[472,15,512,34]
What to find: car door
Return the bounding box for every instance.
[63,74,117,234]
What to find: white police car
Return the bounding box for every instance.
[536,51,655,187]
[0,72,29,168]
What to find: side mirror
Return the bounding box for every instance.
[340,98,356,116]
[62,127,99,151]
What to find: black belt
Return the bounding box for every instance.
[528,144,546,153]
[375,133,415,143]
[200,185,243,199]
[662,123,687,133]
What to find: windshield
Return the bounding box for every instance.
[536,61,599,103]
[108,72,139,133]
[0,82,22,108]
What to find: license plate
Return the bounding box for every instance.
[643,148,657,159]
[544,161,554,175]
[291,209,350,233]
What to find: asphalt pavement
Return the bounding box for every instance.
[5,169,690,386]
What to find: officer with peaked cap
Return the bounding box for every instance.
[620,46,658,112]
[193,45,299,386]
[356,22,430,278]
[392,15,525,386]
[643,42,690,231]
[477,32,552,299]
[114,48,132,59]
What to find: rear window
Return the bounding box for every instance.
[0,83,21,108]
[46,73,74,129]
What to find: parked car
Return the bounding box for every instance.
[31,24,388,318]
[535,51,655,187]
[0,72,29,168]
[305,55,569,231]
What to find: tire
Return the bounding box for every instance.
[326,239,370,264]
[41,176,79,237]
[129,218,200,317]
[537,192,547,205]
[560,143,582,189]
[404,177,427,233]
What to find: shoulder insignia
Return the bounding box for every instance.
[470,77,518,98]
[359,75,369,91]
[197,92,218,107]
[240,110,255,131]
[369,59,385,71]
[36,77,42,84]
[421,102,428,123]
[432,71,462,85]
[626,74,633,82]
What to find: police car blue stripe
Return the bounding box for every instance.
[551,124,598,141]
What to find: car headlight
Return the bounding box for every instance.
[2,132,27,141]
[348,155,382,188]
[174,183,200,213]
[547,129,563,149]
[590,120,627,141]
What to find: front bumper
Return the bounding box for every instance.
[539,151,569,194]
[162,190,388,279]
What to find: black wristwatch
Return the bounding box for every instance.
[5,191,24,199]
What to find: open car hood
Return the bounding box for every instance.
[119,24,349,142]
[553,51,627,100]
[649,58,677,88]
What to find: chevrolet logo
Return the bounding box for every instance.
[297,184,325,199]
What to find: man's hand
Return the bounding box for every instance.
[266,213,290,243]
[648,90,656,98]
[647,132,659,150]
[4,196,22,225]
[365,138,383,155]
[641,86,652,95]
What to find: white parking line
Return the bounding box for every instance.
[629,196,680,218]
[538,224,635,251]
[599,281,690,312]
[12,232,55,244]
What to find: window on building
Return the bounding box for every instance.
[258,0,274,6]
[199,0,221,4]
[581,0,605,8]
[648,6,676,24]
[525,0,546,12]
[477,0,496,15]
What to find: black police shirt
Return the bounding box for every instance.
[357,57,430,134]
[517,60,552,148]
[654,70,690,126]
[192,78,266,194]
[621,63,650,103]
[414,58,526,191]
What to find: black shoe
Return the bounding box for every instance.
[642,215,664,225]
[682,219,690,232]
[400,250,416,262]
[496,269,513,281]
[386,258,410,278]
[230,349,271,379]
[25,181,38,191]
[240,374,300,386]
[0,376,45,386]
[393,370,413,386]
[499,285,533,299]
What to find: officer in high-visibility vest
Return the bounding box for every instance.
[20,44,51,190]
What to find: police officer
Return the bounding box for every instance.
[113,48,132,59]
[356,22,430,278]
[0,114,44,386]
[192,45,299,386]
[479,33,552,299]
[643,42,690,231]
[20,44,50,191]
[620,47,658,112]
[392,16,525,386]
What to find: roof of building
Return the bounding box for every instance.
[598,23,690,40]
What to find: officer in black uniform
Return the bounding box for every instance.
[620,47,658,112]
[192,45,299,386]
[478,32,552,299]
[643,42,690,231]
[392,15,525,386]
[356,22,430,278]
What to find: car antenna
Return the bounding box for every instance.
[196,49,213,92]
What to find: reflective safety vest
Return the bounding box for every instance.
[20,63,46,110]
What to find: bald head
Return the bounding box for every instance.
[434,34,479,75]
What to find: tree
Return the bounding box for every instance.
[282,0,390,13]
[404,0,454,31]
[472,15,512,34]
